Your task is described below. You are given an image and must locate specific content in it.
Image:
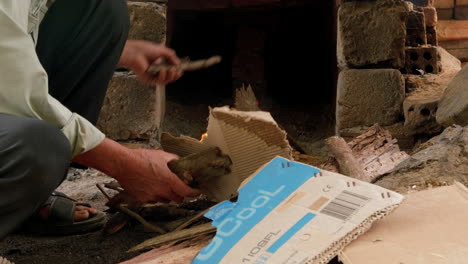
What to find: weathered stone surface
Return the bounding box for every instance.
[403,46,440,74]
[128,2,166,43]
[403,97,443,133]
[97,72,165,140]
[336,69,405,130]
[426,26,438,45]
[423,6,437,26]
[454,5,468,19]
[375,125,468,193]
[436,64,468,126]
[457,0,468,6]
[406,9,427,46]
[406,0,434,6]
[434,0,454,8]
[337,0,408,69]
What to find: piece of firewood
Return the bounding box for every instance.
[121,236,212,264]
[127,223,216,253]
[322,125,409,182]
[325,136,367,181]
[168,147,232,189]
[147,56,222,76]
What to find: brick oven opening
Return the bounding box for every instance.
[165,0,338,154]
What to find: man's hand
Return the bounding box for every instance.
[118,40,183,85]
[73,139,200,203]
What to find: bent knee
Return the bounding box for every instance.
[2,117,71,170]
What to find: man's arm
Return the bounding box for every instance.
[73,139,200,203]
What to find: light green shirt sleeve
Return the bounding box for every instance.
[0,2,105,157]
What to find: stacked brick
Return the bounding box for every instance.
[97,0,167,141]
[337,0,443,147]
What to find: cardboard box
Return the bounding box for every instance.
[161,106,293,201]
[193,157,404,264]
[340,182,468,264]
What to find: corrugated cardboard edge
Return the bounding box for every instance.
[311,203,402,264]
[202,107,293,200]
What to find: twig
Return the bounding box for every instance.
[118,205,167,234]
[173,208,210,232]
[96,183,111,201]
[147,56,222,75]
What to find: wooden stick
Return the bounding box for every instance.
[147,56,222,75]
[173,208,210,232]
[325,136,367,181]
[96,183,112,201]
[127,223,216,253]
[119,205,167,234]
[168,147,232,188]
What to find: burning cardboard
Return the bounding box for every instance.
[193,157,404,264]
[161,106,293,201]
[340,182,468,264]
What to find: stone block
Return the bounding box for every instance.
[423,6,438,27]
[457,0,468,6]
[403,97,442,133]
[436,8,454,19]
[403,46,441,74]
[434,0,454,8]
[454,5,468,20]
[426,26,438,45]
[128,2,166,43]
[337,0,408,69]
[407,10,427,46]
[407,0,434,6]
[97,72,165,140]
[437,64,468,126]
[437,20,468,41]
[336,69,405,130]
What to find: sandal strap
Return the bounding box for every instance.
[48,195,76,225]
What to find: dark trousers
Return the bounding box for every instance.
[0,0,129,239]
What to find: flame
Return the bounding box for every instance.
[200,132,208,142]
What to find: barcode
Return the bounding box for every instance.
[320,190,370,221]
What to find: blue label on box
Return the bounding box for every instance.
[193,157,320,263]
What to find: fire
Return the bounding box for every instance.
[200,132,208,142]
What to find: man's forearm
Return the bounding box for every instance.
[72,138,132,180]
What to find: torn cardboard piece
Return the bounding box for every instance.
[340,182,468,264]
[161,106,293,201]
[193,157,404,264]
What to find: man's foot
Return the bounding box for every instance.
[37,205,98,222]
[23,192,106,235]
